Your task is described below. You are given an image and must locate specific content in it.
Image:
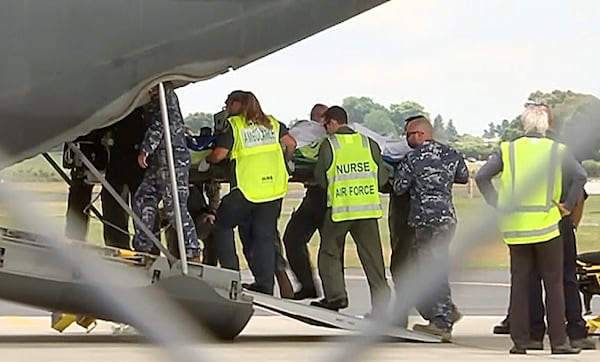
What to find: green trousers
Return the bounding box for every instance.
[317,208,391,311]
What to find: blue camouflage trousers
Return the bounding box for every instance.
[132,163,200,258]
[412,223,456,330]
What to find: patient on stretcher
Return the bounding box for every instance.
[187,118,412,188]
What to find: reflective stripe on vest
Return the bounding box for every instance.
[502,223,559,239]
[325,133,382,222]
[497,137,564,244]
[229,115,289,203]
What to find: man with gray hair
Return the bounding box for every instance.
[489,103,595,350]
[475,104,586,354]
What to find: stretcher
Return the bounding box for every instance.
[576,251,600,334]
[185,134,402,187]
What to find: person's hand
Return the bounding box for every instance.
[553,200,571,217]
[202,213,216,224]
[197,159,210,172]
[138,152,148,169]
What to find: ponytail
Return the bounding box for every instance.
[242,92,272,128]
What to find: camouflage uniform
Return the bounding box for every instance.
[132,83,200,258]
[393,139,469,331]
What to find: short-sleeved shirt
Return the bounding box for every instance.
[215,118,289,188]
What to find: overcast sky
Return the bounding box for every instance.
[176,0,600,136]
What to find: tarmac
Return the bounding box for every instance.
[0,314,598,362]
[0,269,599,361]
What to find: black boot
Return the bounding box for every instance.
[493,317,509,334]
[310,298,348,312]
[551,343,581,354]
[242,283,272,295]
[509,345,526,354]
[290,288,318,300]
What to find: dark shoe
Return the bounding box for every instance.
[413,322,452,342]
[493,317,509,335]
[571,338,596,350]
[310,298,348,311]
[242,283,273,295]
[509,345,526,354]
[551,343,581,354]
[290,288,318,300]
[526,340,543,350]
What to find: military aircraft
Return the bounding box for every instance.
[0,0,440,343]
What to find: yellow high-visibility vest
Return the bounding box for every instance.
[325,133,382,222]
[229,115,289,202]
[297,139,323,161]
[497,137,565,244]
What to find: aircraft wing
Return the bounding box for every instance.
[0,0,388,168]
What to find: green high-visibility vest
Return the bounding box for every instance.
[229,115,289,203]
[325,133,382,222]
[497,137,565,244]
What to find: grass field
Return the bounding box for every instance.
[0,180,599,270]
